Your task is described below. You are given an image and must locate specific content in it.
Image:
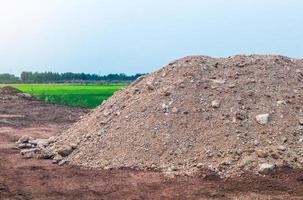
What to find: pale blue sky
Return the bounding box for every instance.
[0,0,302,75]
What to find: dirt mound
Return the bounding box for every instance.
[43,55,303,177]
[0,87,89,128]
[0,86,23,95]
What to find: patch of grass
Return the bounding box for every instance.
[0,84,126,108]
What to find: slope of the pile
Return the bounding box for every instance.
[49,55,303,176]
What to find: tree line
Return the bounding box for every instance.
[0,72,144,84]
[0,74,19,83]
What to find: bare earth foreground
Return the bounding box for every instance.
[0,84,303,199]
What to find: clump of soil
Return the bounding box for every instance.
[42,55,303,177]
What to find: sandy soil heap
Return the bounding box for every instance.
[43,55,303,177]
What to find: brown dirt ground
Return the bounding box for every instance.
[1,87,303,200]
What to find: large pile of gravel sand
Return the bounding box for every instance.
[39,55,303,177]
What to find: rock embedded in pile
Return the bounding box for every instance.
[20,148,37,159]
[171,107,179,113]
[256,149,268,158]
[41,55,303,177]
[211,100,221,108]
[258,163,276,175]
[256,114,270,125]
[58,145,74,157]
[17,135,32,144]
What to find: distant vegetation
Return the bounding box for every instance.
[0,72,144,84]
[0,84,126,108]
[0,73,19,83]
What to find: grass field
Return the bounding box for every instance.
[0,84,126,108]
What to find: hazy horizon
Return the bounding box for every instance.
[0,0,302,75]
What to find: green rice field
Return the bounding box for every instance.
[0,84,127,109]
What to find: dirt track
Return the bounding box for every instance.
[1,89,303,199]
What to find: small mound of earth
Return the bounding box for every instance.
[39,55,303,177]
[0,86,89,128]
[0,86,23,95]
[0,86,33,100]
